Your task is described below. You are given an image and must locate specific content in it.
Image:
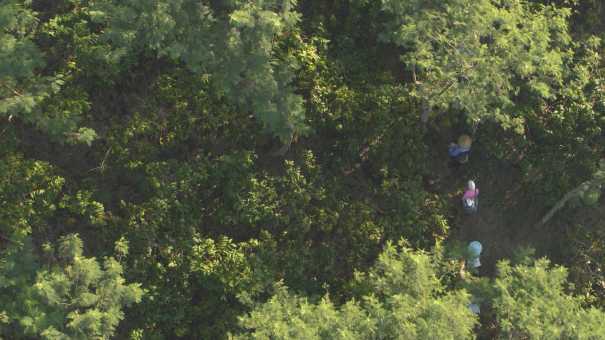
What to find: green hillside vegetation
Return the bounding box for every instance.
[1,0,604,339]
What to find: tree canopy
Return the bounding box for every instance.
[1,0,605,339]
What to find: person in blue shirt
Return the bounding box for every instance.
[449,134,472,163]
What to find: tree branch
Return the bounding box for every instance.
[0,82,23,97]
[0,233,17,245]
[537,176,603,227]
[537,186,583,227]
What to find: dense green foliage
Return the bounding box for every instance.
[379,0,575,131]
[0,1,96,144]
[1,0,604,339]
[493,258,605,339]
[237,242,478,339]
[238,243,605,339]
[5,234,142,339]
[93,0,307,143]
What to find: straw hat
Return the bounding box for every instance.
[458,134,472,148]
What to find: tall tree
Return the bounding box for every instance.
[2,234,143,340]
[0,1,47,123]
[92,0,307,145]
[236,241,478,339]
[378,0,575,131]
[492,258,605,338]
[0,1,96,144]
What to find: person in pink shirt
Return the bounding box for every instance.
[462,180,479,213]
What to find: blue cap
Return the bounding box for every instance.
[468,241,483,257]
